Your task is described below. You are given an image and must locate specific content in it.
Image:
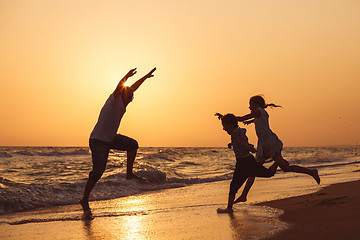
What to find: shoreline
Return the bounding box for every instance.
[0,180,286,240]
[258,180,360,240]
[0,179,359,239]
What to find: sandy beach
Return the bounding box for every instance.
[260,179,360,240]
[1,173,359,240]
[0,180,286,240]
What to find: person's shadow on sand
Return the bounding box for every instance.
[82,220,96,239]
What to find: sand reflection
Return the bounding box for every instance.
[82,216,149,240]
[122,215,148,240]
[228,205,287,240]
[81,195,155,240]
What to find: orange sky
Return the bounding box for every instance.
[1,0,359,147]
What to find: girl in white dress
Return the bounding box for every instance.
[231,95,320,203]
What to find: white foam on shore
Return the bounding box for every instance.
[1,168,360,239]
[0,146,359,216]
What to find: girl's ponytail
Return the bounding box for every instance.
[250,95,282,109]
[265,103,282,108]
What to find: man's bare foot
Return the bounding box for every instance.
[217,208,234,214]
[82,209,94,220]
[312,169,320,185]
[234,195,247,204]
[80,199,94,220]
[126,173,146,181]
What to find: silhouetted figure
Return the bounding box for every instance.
[80,67,156,219]
[217,95,320,204]
[215,114,277,213]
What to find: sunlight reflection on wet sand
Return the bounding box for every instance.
[73,181,287,240]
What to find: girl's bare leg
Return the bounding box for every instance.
[275,155,320,184]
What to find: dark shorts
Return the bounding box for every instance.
[88,134,139,181]
[229,154,274,196]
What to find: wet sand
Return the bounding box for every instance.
[260,180,360,240]
[0,180,288,240]
[0,177,359,239]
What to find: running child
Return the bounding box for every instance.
[216,114,277,213]
[226,95,320,204]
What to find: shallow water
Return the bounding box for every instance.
[0,181,287,240]
[1,150,360,240]
[0,146,359,214]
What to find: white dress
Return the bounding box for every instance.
[254,108,283,160]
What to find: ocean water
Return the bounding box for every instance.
[0,146,359,215]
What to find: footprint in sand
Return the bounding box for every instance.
[316,196,348,206]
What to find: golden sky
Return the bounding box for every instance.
[1,0,359,147]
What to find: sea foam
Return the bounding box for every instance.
[0,146,359,214]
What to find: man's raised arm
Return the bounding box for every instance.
[113,68,137,98]
[130,67,156,92]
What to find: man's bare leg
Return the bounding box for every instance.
[80,178,96,219]
[125,148,144,180]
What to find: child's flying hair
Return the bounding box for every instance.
[250,95,282,109]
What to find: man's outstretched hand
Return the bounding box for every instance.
[214,113,223,120]
[126,68,137,78]
[128,67,157,92]
[119,68,137,86]
[144,67,156,79]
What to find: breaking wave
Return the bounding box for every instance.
[0,146,359,215]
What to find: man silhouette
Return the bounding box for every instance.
[80,67,156,219]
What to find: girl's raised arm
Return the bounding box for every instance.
[231,132,256,153]
[236,108,261,122]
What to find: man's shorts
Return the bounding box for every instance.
[88,134,139,181]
